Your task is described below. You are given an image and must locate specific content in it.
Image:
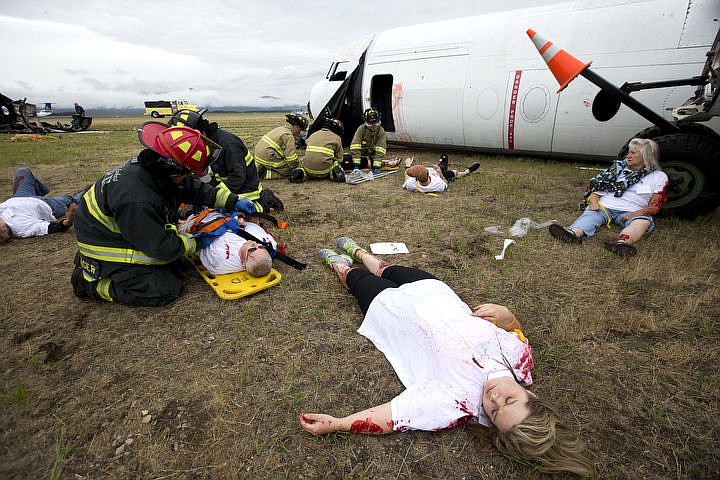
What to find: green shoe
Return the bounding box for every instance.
[336,237,367,261]
[317,249,353,268]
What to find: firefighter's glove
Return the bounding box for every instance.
[234,198,256,215]
[193,232,216,250]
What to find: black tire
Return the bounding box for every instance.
[150,111,160,118]
[618,122,720,157]
[652,134,720,219]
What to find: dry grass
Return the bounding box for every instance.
[0,113,718,479]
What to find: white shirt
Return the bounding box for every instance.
[0,197,55,238]
[402,168,448,193]
[598,170,668,212]
[198,222,277,275]
[357,279,533,431]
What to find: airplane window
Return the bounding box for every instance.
[330,71,347,81]
[328,61,349,81]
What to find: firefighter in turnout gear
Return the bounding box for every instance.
[71,122,256,306]
[254,114,308,179]
[169,110,283,213]
[290,118,345,183]
[350,108,387,173]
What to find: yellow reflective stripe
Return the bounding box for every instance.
[165,223,178,233]
[260,134,284,157]
[253,201,264,213]
[306,145,335,156]
[85,184,120,233]
[245,151,253,166]
[254,153,271,165]
[214,184,232,208]
[237,189,261,201]
[375,146,386,155]
[78,241,169,265]
[214,183,262,202]
[96,278,113,302]
[179,232,195,252]
[350,143,362,149]
[304,164,335,176]
[255,152,287,169]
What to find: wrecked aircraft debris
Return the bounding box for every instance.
[0,95,92,134]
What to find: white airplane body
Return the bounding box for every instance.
[309,0,719,159]
[37,102,53,117]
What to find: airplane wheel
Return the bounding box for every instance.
[618,122,720,157]
[652,133,720,220]
[151,111,160,118]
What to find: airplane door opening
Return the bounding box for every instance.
[370,75,395,132]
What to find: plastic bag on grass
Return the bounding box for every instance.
[509,217,557,237]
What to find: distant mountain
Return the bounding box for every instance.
[54,105,306,116]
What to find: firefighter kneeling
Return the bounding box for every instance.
[71,122,256,306]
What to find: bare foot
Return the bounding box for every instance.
[404,156,414,168]
[384,157,402,168]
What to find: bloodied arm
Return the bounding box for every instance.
[620,191,667,221]
[300,402,393,435]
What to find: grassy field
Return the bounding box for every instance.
[0,113,718,479]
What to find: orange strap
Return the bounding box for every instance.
[188,209,235,234]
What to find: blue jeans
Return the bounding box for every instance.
[569,206,655,238]
[12,168,81,218]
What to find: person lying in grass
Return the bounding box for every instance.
[300,237,595,477]
[178,209,276,277]
[402,155,480,194]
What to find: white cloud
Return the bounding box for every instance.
[0,0,556,109]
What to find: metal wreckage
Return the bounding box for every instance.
[0,94,92,134]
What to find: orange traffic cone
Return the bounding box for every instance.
[527,29,592,93]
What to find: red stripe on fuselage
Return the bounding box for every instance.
[508,70,522,150]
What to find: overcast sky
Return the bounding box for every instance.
[1,0,554,110]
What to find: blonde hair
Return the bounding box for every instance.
[628,138,660,171]
[491,397,596,477]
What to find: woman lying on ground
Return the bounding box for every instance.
[299,237,595,477]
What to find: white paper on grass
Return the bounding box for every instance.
[370,242,409,254]
[494,239,516,260]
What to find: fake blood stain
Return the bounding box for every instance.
[514,347,535,380]
[455,399,473,416]
[349,418,383,433]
